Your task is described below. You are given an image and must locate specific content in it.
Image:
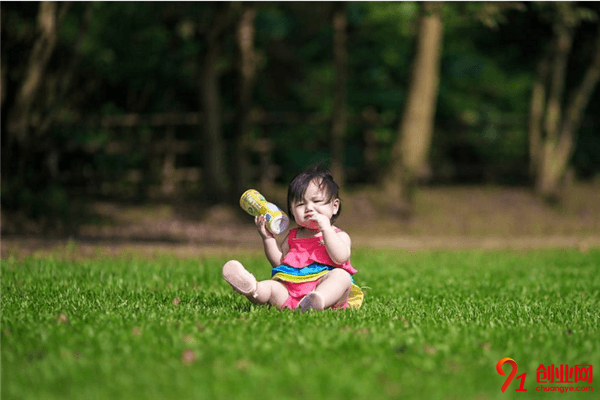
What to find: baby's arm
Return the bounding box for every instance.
[256,216,286,268]
[321,227,351,265]
[311,214,351,264]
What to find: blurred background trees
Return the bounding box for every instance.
[2,1,599,227]
[528,2,600,202]
[381,1,444,214]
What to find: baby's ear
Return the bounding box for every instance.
[332,198,341,214]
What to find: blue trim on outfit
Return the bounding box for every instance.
[271,262,334,277]
[271,262,355,283]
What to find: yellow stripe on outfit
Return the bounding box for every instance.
[272,270,331,283]
[271,262,364,309]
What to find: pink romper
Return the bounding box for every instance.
[273,228,362,310]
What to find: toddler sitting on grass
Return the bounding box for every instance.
[222,164,363,311]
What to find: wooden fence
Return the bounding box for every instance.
[48,110,356,199]
[42,108,567,199]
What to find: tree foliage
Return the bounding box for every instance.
[2,1,599,220]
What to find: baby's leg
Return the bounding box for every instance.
[299,268,352,311]
[222,260,289,307]
[252,280,289,307]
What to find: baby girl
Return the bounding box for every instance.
[222,164,363,311]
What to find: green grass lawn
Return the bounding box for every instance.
[2,248,599,400]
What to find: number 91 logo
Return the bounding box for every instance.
[497,357,528,393]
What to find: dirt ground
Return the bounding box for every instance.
[2,183,599,259]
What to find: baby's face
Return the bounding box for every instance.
[291,179,340,230]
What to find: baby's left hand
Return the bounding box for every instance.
[311,213,332,232]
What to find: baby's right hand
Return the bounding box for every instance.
[255,215,274,239]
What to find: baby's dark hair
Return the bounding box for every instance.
[287,163,341,223]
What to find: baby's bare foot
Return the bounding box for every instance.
[298,292,325,312]
[222,260,257,297]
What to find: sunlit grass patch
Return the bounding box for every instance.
[2,248,599,400]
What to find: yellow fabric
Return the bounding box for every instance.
[273,269,365,309]
[272,270,330,283]
[347,284,364,309]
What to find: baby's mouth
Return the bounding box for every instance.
[303,215,317,226]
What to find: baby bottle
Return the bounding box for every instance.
[240,189,289,235]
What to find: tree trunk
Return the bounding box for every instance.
[533,21,600,201]
[5,1,70,186]
[199,5,231,200]
[528,54,550,179]
[559,24,600,143]
[330,3,347,186]
[7,2,68,144]
[381,1,444,214]
[232,4,258,199]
